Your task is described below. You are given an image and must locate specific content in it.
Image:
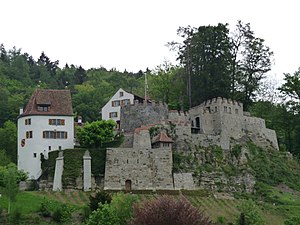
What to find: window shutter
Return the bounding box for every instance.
[61,119,65,125]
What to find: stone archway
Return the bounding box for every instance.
[125,180,132,191]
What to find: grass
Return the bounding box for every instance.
[0,187,299,225]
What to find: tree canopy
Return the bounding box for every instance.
[76,120,116,148]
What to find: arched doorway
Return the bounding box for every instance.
[125,180,132,191]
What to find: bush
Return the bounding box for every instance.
[89,191,112,211]
[38,198,51,217]
[10,207,22,225]
[52,204,72,223]
[86,192,138,225]
[284,216,300,225]
[129,195,216,225]
[236,199,265,225]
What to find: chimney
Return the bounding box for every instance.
[19,108,23,115]
[78,116,82,124]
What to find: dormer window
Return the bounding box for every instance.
[37,105,49,112]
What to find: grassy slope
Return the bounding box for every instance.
[1,189,299,224]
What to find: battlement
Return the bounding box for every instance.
[201,97,242,108]
[125,99,168,108]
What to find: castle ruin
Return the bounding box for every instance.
[104,97,278,191]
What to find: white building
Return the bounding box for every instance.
[17,89,74,180]
[101,88,143,128]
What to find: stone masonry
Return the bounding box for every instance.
[104,128,173,190]
[104,97,279,191]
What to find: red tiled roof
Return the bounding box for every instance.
[152,132,173,143]
[19,89,73,118]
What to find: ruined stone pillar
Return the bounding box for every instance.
[53,151,64,191]
[83,150,92,191]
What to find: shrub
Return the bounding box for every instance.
[236,199,265,225]
[38,198,51,217]
[10,207,22,225]
[86,192,138,225]
[129,195,216,225]
[52,204,72,223]
[284,216,300,225]
[89,191,112,211]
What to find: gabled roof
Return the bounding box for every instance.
[19,89,73,118]
[152,132,173,143]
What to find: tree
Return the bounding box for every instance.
[231,21,273,109]
[0,164,20,215]
[279,68,300,111]
[129,195,216,225]
[148,62,187,109]
[236,199,265,225]
[174,24,232,106]
[76,120,116,148]
[0,121,17,163]
[169,21,273,109]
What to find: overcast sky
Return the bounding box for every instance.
[1,0,299,81]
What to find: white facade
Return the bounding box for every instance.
[101,88,135,124]
[18,115,74,179]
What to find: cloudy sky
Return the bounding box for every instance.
[1,0,299,81]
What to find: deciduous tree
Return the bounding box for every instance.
[76,120,116,148]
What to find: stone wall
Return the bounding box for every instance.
[174,173,195,190]
[120,102,168,132]
[104,147,173,190]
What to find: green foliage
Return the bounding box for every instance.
[0,149,11,166]
[62,149,87,187]
[212,146,224,164]
[52,204,72,223]
[0,163,20,214]
[216,216,226,225]
[129,195,216,225]
[0,121,17,163]
[86,203,119,225]
[222,164,240,177]
[246,142,300,190]
[148,62,187,109]
[42,148,107,183]
[232,145,242,158]
[10,207,22,225]
[89,191,112,211]
[38,198,51,217]
[284,216,300,225]
[86,192,138,225]
[76,120,116,148]
[236,199,265,225]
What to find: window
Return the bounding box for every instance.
[25,118,31,125]
[224,106,227,112]
[49,146,51,151]
[59,146,62,150]
[109,112,118,118]
[33,153,37,158]
[49,119,65,125]
[235,109,239,114]
[163,143,170,147]
[119,91,124,97]
[229,107,232,114]
[112,100,120,107]
[121,99,130,106]
[37,106,49,112]
[43,131,68,139]
[26,131,33,139]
